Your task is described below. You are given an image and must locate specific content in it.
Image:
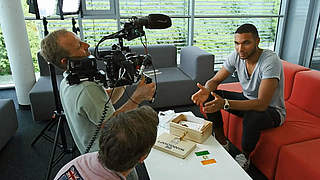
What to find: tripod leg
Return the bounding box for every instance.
[48,117,58,131]
[45,116,62,180]
[60,115,78,155]
[31,119,56,146]
[59,116,68,152]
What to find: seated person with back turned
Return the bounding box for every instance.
[191,23,286,171]
[40,29,155,179]
[54,105,159,180]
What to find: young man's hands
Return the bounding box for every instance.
[203,92,225,113]
[191,83,210,106]
[191,83,225,113]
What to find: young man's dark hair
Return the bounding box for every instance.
[98,105,159,172]
[235,23,259,38]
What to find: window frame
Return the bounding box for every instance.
[81,0,117,19]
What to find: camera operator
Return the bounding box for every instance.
[54,105,159,180]
[40,29,155,179]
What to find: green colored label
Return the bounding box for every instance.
[195,150,210,156]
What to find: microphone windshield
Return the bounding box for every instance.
[145,14,172,29]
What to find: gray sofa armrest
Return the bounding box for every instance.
[179,46,215,85]
[0,99,18,150]
[29,75,64,122]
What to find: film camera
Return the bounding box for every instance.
[66,14,171,88]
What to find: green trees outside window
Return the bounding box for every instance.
[0,0,40,76]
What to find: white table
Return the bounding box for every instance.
[144,112,252,180]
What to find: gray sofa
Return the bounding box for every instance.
[0,99,18,150]
[29,44,214,122]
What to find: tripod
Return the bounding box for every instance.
[31,63,76,180]
[31,17,82,180]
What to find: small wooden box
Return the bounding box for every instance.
[170,114,212,144]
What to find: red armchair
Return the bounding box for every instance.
[218,61,320,180]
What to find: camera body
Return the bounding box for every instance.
[66,45,152,88]
[99,44,152,87]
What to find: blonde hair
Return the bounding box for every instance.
[40,29,70,69]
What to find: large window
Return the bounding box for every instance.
[0,0,283,86]
[310,15,320,70]
[36,0,282,70]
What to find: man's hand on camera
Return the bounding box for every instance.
[132,76,156,104]
[114,77,155,115]
[105,86,126,104]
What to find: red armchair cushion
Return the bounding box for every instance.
[227,114,243,151]
[251,102,320,180]
[221,110,229,137]
[275,138,320,180]
[281,60,309,100]
[218,82,242,93]
[287,70,320,118]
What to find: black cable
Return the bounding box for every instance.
[84,74,130,153]
[149,63,158,103]
[84,87,114,153]
[140,35,148,54]
[94,31,122,60]
[140,34,158,102]
[151,63,158,94]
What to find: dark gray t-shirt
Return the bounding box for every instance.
[223,49,286,124]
